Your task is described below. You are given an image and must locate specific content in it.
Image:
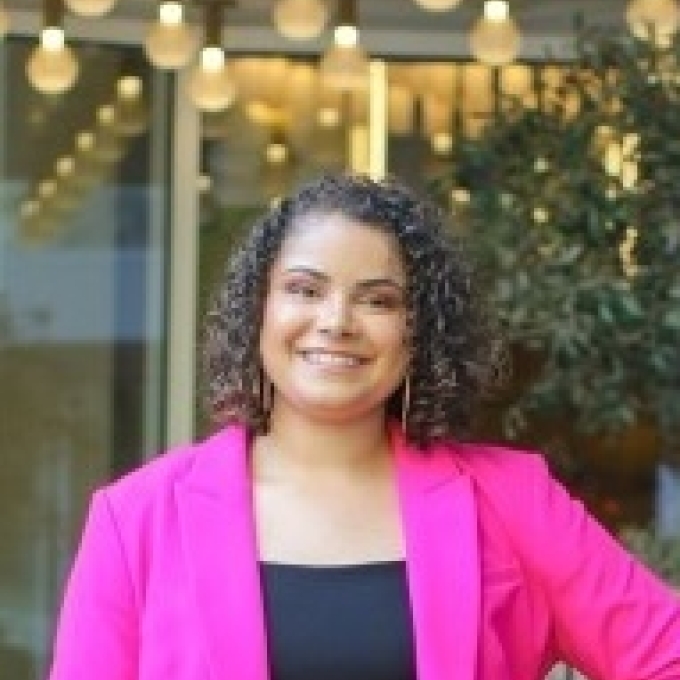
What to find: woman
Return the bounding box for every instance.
[49,173,680,680]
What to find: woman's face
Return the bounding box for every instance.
[260,212,410,424]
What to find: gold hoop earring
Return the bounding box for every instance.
[401,375,410,432]
[259,368,273,420]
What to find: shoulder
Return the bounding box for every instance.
[433,439,549,485]
[428,439,560,523]
[100,444,197,505]
[95,425,246,521]
[395,425,554,506]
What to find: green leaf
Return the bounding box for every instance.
[662,309,680,330]
[616,294,644,321]
[557,244,583,265]
[598,302,615,324]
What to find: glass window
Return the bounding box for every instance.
[0,38,171,678]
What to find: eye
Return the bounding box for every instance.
[360,293,403,310]
[284,280,320,299]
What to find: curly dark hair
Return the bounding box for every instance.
[202,172,505,446]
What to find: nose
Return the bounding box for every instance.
[317,293,355,337]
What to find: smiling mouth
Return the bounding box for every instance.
[299,350,368,368]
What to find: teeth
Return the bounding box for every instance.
[303,352,361,367]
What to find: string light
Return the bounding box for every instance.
[273,0,328,40]
[27,0,79,95]
[412,0,462,11]
[64,0,116,17]
[320,0,369,90]
[470,1,521,66]
[186,2,237,111]
[144,1,198,70]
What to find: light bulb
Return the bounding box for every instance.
[431,131,453,156]
[469,1,521,66]
[317,106,341,127]
[186,49,237,112]
[334,24,358,48]
[114,76,148,136]
[484,0,509,21]
[73,132,105,189]
[42,26,65,50]
[27,28,79,95]
[265,141,289,165]
[0,3,10,39]
[64,0,116,17]
[450,187,471,205]
[93,104,127,163]
[273,0,328,40]
[144,1,198,70]
[97,104,116,127]
[20,199,41,221]
[320,44,369,91]
[53,156,81,215]
[55,156,76,178]
[76,131,96,153]
[117,75,143,101]
[38,179,57,200]
[412,0,462,11]
[626,0,680,47]
[200,46,225,72]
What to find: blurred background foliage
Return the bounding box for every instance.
[621,526,680,587]
[439,23,680,465]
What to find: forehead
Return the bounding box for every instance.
[273,213,405,280]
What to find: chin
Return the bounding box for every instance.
[290,394,387,423]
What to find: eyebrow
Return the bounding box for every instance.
[283,266,406,292]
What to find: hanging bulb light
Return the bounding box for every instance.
[27,0,79,95]
[0,3,10,40]
[320,0,369,91]
[625,0,680,47]
[265,128,291,165]
[93,103,125,163]
[113,76,149,136]
[187,2,237,112]
[70,129,105,190]
[144,1,198,70]
[50,153,82,213]
[273,0,328,40]
[412,0,462,11]
[55,155,76,181]
[469,0,521,66]
[317,83,342,127]
[64,0,116,17]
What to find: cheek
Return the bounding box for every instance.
[373,317,410,357]
[260,296,306,347]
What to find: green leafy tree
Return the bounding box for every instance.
[442,26,680,456]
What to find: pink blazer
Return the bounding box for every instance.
[49,424,680,680]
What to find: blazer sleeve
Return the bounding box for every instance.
[500,454,680,680]
[48,490,139,680]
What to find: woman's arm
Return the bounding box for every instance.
[48,490,139,680]
[499,455,680,680]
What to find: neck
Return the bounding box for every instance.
[255,403,392,480]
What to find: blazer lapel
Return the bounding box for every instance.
[392,426,481,680]
[175,426,270,680]
[173,423,480,680]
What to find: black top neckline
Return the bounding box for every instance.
[259,559,406,572]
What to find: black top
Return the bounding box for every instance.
[259,560,418,680]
